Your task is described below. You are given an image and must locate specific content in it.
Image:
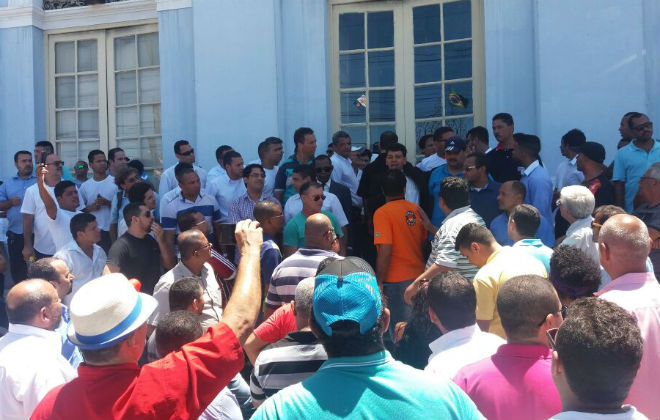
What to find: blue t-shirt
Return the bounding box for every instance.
[612,140,660,212]
[252,350,485,420]
[513,238,553,273]
[428,165,464,227]
[491,212,555,248]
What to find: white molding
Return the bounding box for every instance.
[0,0,157,30]
[156,0,191,12]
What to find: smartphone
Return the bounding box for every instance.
[40,151,49,165]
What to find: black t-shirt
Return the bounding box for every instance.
[584,173,615,208]
[486,148,521,183]
[108,232,162,294]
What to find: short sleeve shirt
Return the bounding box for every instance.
[20,183,57,255]
[373,200,427,282]
[612,140,660,212]
[47,208,80,253]
[428,165,464,227]
[161,190,222,232]
[274,156,314,204]
[78,176,117,231]
[283,211,344,248]
[107,232,162,294]
[253,302,297,343]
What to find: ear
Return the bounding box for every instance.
[470,242,480,253]
[547,312,563,329]
[380,308,391,334]
[598,242,609,263]
[551,350,563,377]
[291,300,297,316]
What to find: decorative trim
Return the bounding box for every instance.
[156,0,190,12]
[0,0,157,30]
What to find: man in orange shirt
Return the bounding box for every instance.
[374,169,428,341]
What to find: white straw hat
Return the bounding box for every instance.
[67,273,158,350]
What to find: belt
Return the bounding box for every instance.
[6,231,23,238]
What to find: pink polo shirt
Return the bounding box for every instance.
[595,272,660,419]
[453,343,560,420]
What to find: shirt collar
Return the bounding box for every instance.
[495,343,553,359]
[594,272,657,296]
[173,261,208,280]
[318,350,392,371]
[514,238,543,248]
[428,324,480,354]
[486,246,507,264]
[445,205,471,219]
[569,155,578,166]
[566,216,593,235]
[7,323,62,343]
[522,160,540,176]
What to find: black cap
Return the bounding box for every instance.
[579,142,606,164]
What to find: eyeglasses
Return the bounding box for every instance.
[46,161,65,168]
[632,121,653,131]
[194,219,208,227]
[180,149,195,156]
[315,167,332,173]
[141,212,154,218]
[195,242,213,253]
[248,173,266,179]
[561,304,568,319]
[313,194,326,202]
[538,307,563,326]
[269,213,284,220]
[555,199,562,207]
[546,327,559,350]
[464,165,480,171]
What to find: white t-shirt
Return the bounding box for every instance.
[47,208,80,253]
[549,406,648,420]
[20,184,56,255]
[405,176,420,205]
[77,175,117,231]
[417,153,446,172]
[263,166,278,197]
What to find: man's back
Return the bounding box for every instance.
[252,350,484,420]
[453,344,560,420]
[107,233,162,294]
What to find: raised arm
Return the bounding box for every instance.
[36,165,57,220]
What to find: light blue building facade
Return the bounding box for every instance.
[1,0,658,185]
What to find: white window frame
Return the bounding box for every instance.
[330,0,485,156]
[45,22,160,171]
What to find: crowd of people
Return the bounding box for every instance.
[0,110,659,420]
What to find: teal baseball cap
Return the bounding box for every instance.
[313,257,382,336]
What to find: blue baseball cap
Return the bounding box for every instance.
[445,136,467,152]
[313,257,382,336]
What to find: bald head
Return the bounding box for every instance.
[304,213,334,250]
[178,229,207,260]
[6,279,60,328]
[600,214,651,273]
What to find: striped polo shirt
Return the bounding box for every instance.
[250,331,327,404]
[426,206,484,281]
[265,248,338,309]
[160,189,221,232]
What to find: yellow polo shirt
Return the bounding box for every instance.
[474,246,548,338]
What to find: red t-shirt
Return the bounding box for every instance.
[254,302,297,343]
[30,322,243,420]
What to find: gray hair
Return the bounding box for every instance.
[560,185,595,219]
[644,162,660,181]
[294,277,315,321]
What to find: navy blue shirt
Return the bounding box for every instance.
[469,181,502,227]
[0,173,37,234]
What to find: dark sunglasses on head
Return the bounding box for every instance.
[180,148,195,156]
[315,167,332,173]
[313,194,326,202]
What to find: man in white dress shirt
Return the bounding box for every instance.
[207,145,234,184]
[207,151,247,222]
[558,185,598,264]
[258,137,284,197]
[416,126,454,172]
[425,271,504,379]
[330,131,362,208]
[159,140,208,195]
[0,279,77,420]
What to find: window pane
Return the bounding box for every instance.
[56,111,76,139]
[78,110,99,138]
[140,104,161,136]
[116,71,137,106]
[55,42,75,74]
[415,85,443,119]
[369,90,395,122]
[339,13,364,50]
[367,11,393,49]
[370,124,395,145]
[55,76,75,108]
[445,81,472,116]
[416,120,444,143]
[114,36,136,71]
[77,39,97,72]
[137,33,159,67]
[117,138,139,161]
[444,41,472,80]
[139,68,160,103]
[77,75,98,108]
[79,141,100,163]
[57,142,77,170]
[368,51,394,87]
[116,106,139,137]
[414,45,442,83]
[339,53,365,89]
[444,1,471,41]
[413,4,440,44]
[140,137,163,168]
[445,117,473,137]
[340,92,367,124]
[339,125,367,147]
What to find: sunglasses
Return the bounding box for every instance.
[546,327,559,350]
[315,167,332,173]
[180,149,195,156]
[464,165,480,171]
[312,194,326,202]
[73,164,87,170]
